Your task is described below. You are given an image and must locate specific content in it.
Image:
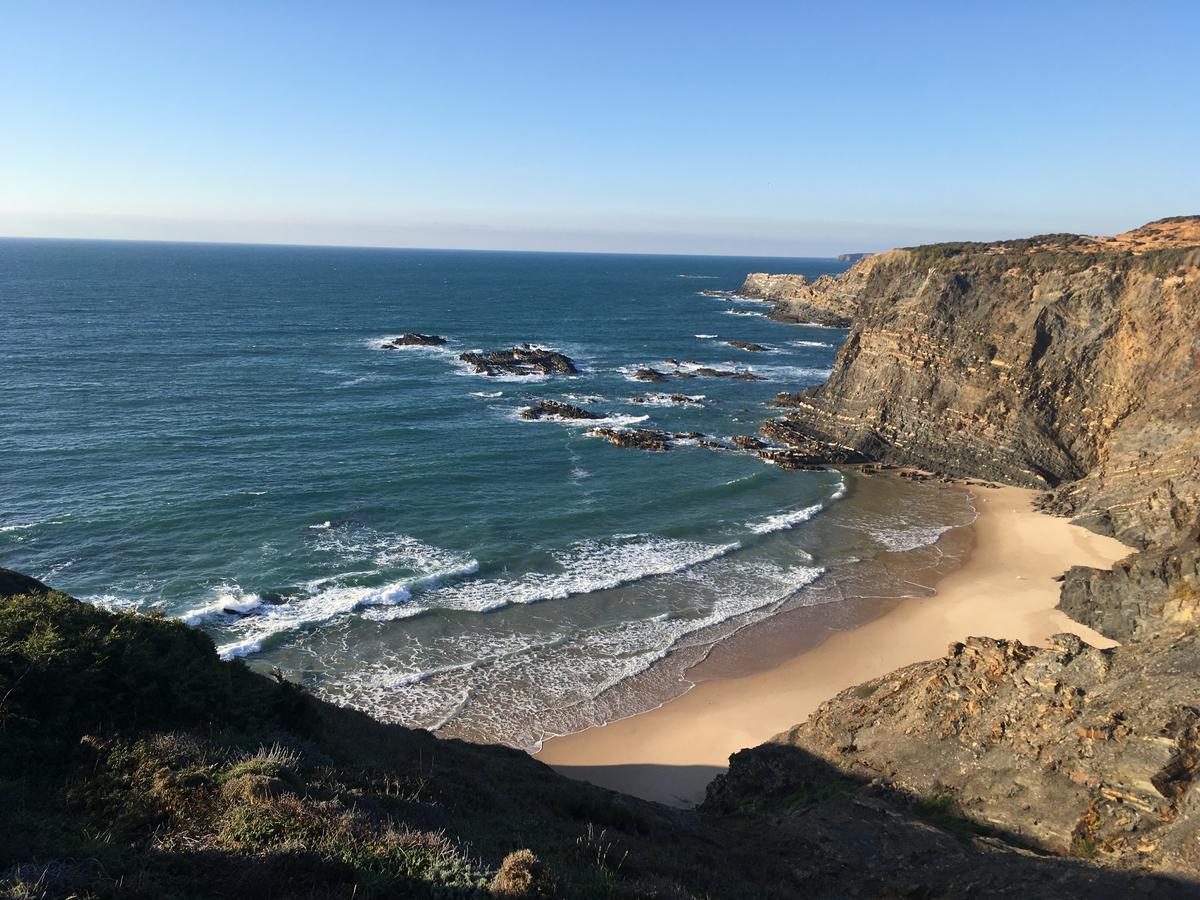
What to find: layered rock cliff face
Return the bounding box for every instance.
[710,218,1200,885]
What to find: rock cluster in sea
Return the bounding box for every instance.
[383,332,447,348]
[519,400,600,421]
[458,344,578,377]
[586,426,672,452]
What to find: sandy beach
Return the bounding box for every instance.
[536,484,1133,807]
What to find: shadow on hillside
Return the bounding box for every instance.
[699,742,1200,898]
[548,762,724,808]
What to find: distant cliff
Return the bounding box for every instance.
[709,217,1200,883]
[737,271,859,326]
[836,252,873,262]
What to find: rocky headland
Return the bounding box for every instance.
[733,270,864,327]
[707,216,1200,884]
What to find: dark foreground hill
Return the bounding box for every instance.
[2,570,1191,898]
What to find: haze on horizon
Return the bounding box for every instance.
[3,1,1198,257]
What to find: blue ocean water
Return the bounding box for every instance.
[1,239,974,747]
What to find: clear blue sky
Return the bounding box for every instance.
[3,1,1198,255]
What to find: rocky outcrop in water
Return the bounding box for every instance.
[631,366,668,382]
[520,400,601,421]
[383,332,447,348]
[459,345,578,377]
[587,427,671,452]
[726,339,768,352]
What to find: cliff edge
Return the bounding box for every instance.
[708,218,1200,884]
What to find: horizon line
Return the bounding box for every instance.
[0,232,863,261]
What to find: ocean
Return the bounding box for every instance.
[0,239,975,749]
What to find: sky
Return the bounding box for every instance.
[2,1,1198,256]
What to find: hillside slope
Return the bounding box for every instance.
[3,572,1191,898]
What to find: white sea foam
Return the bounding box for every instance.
[695,333,718,339]
[513,407,650,428]
[746,502,824,535]
[181,588,264,626]
[788,339,835,348]
[741,364,833,382]
[677,274,719,279]
[866,523,954,552]
[309,520,333,530]
[315,556,827,749]
[470,390,503,398]
[629,393,705,407]
[722,309,766,318]
[404,535,742,616]
[180,529,481,658]
[0,523,38,533]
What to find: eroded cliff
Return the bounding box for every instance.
[712,218,1200,885]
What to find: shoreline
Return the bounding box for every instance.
[535,484,1132,807]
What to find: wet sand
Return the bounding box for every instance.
[536,485,1132,807]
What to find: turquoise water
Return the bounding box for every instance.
[1,239,973,747]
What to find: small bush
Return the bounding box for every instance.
[490,849,555,897]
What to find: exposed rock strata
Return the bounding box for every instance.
[737,271,864,327]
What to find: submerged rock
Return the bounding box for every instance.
[631,366,668,382]
[587,427,671,452]
[383,332,447,348]
[520,400,601,421]
[459,344,578,377]
[726,339,768,352]
[731,434,768,452]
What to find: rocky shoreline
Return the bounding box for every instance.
[709,216,1200,882]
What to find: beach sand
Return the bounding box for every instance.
[535,485,1132,807]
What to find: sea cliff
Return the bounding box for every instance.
[710,217,1200,882]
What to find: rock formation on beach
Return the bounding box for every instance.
[711,216,1200,887]
[459,344,578,377]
